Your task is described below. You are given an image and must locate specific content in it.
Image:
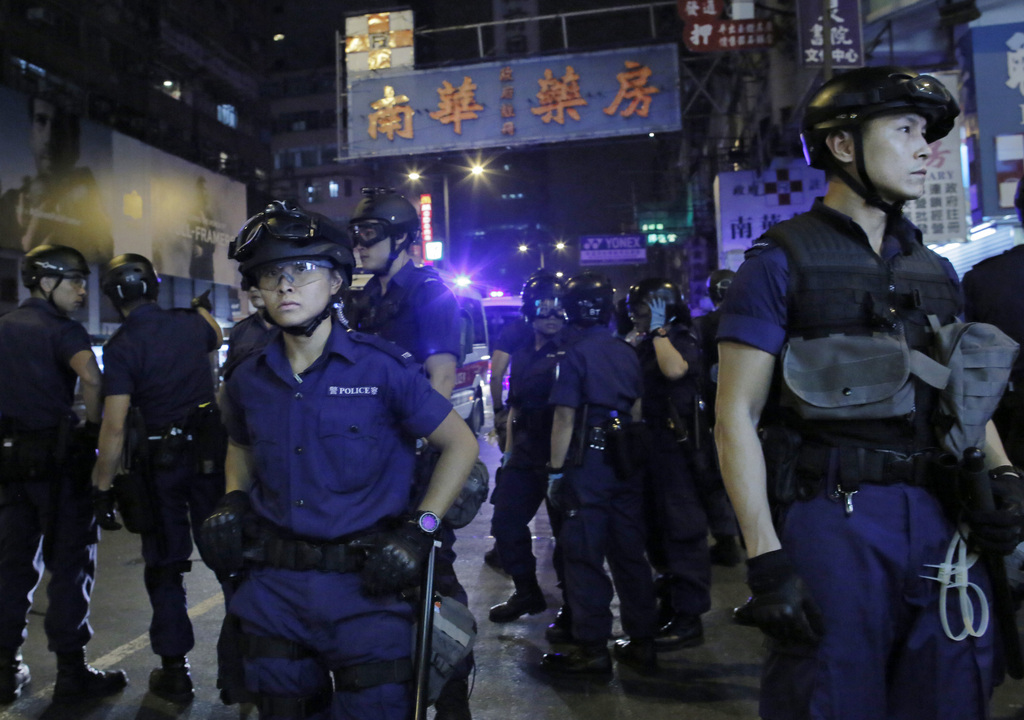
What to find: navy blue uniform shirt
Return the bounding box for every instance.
[494,317,533,355]
[0,298,90,431]
[963,245,1024,382]
[102,303,218,429]
[222,310,277,382]
[636,324,702,424]
[362,261,461,364]
[223,325,453,540]
[549,324,642,426]
[718,200,961,355]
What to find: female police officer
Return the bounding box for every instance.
[204,201,477,720]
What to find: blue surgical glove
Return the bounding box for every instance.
[648,298,667,331]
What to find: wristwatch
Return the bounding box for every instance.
[414,510,441,534]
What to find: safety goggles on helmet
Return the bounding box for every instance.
[232,209,321,263]
[349,220,391,249]
[254,259,332,291]
[528,299,566,320]
[825,73,954,127]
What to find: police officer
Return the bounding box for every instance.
[693,269,742,567]
[204,201,477,720]
[626,278,709,651]
[91,252,226,703]
[488,273,567,623]
[0,245,127,704]
[716,67,1019,718]
[963,177,1024,466]
[541,271,658,676]
[222,281,277,383]
[349,187,475,719]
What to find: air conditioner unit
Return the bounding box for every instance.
[26,7,57,26]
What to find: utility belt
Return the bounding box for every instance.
[145,403,225,475]
[576,417,653,479]
[253,533,365,574]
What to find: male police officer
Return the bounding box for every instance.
[626,278,710,651]
[716,67,1021,718]
[962,177,1024,466]
[349,187,475,719]
[488,273,567,623]
[205,201,477,720]
[91,253,226,703]
[222,281,277,383]
[0,245,127,704]
[542,272,659,676]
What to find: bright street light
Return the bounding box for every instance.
[470,165,484,176]
[408,171,421,181]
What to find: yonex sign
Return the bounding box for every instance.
[579,234,646,266]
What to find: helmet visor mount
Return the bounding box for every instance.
[233,210,321,263]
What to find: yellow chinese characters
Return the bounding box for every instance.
[531,66,588,125]
[603,61,660,118]
[368,86,414,140]
[429,77,484,135]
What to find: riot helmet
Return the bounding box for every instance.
[521,271,566,321]
[231,200,354,285]
[564,272,614,327]
[348,187,420,276]
[707,269,736,306]
[626,278,687,326]
[22,244,89,289]
[102,253,159,309]
[801,66,959,215]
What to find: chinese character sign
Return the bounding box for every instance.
[715,161,826,269]
[797,0,864,69]
[345,44,681,158]
[345,12,414,73]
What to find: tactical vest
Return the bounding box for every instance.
[763,210,960,452]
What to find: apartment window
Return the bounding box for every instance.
[217,104,237,128]
[329,180,339,198]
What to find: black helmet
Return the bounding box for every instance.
[564,272,614,327]
[102,253,159,307]
[349,187,420,250]
[521,271,565,321]
[626,278,687,325]
[801,66,959,171]
[707,269,736,305]
[21,244,89,288]
[231,200,354,285]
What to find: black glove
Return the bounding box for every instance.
[744,550,824,645]
[967,466,1024,555]
[356,517,436,597]
[200,491,252,574]
[546,467,566,512]
[92,487,122,531]
[191,288,213,312]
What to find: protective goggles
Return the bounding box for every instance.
[254,260,332,290]
[836,73,952,113]
[349,221,391,249]
[232,209,320,263]
[527,300,566,320]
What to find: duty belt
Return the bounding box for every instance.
[261,536,363,573]
[797,443,934,489]
[585,426,607,451]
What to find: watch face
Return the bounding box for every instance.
[418,512,440,533]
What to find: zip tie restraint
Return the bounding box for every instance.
[920,524,989,641]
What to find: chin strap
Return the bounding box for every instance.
[830,125,905,218]
[265,298,341,338]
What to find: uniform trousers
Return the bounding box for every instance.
[139,460,225,657]
[0,474,96,653]
[490,463,564,583]
[559,445,656,643]
[231,567,413,720]
[763,482,995,720]
[643,429,711,617]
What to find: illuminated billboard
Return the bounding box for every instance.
[346,43,681,158]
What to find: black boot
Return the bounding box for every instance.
[541,642,612,675]
[433,676,472,720]
[654,614,704,651]
[545,605,575,644]
[612,637,659,675]
[148,655,193,704]
[488,574,547,622]
[0,649,30,704]
[53,649,127,704]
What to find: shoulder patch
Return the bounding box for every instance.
[347,330,416,366]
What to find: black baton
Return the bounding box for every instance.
[963,447,1024,680]
[413,538,439,720]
